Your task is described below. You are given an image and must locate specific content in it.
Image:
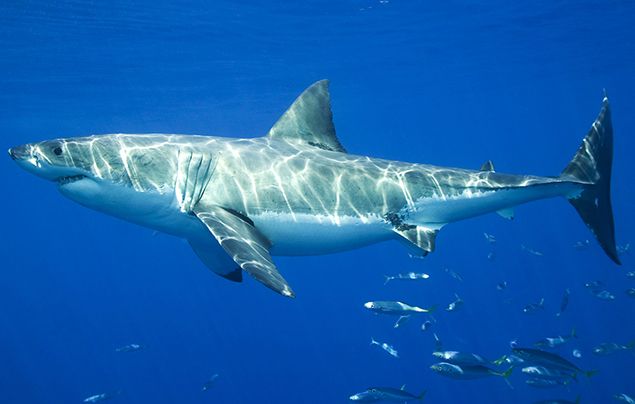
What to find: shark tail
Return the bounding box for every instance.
[561,95,619,264]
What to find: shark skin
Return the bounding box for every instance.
[8,80,619,297]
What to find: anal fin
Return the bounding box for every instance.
[496,208,515,220]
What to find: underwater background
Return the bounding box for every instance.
[1,1,634,403]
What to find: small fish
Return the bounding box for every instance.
[384,272,430,284]
[421,321,432,332]
[83,392,119,403]
[522,244,544,256]
[614,393,635,404]
[496,281,508,291]
[484,233,496,244]
[592,341,635,356]
[534,329,577,349]
[523,298,545,314]
[430,362,512,380]
[584,280,605,289]
[432,351,489,367]
[526,378,572,389]
[446,294,463,312]
[521,366,576,381]
[512,347,595,377]
[364,301,434,315]
[573,240,590,250]
[202,373,219,391]
[115,343,143,353]
[534,397,581,404]
[572,349,582,358]
[349,386,426,402]
[370,337,399,358]
[590,289,615,300]
[487,251,496,261]
[493,353,525,366]
[556,289,570,317]
[626,288,635,298]
[626,271,635,279]
[433,333,443,351]
[444,267,463,282]
[393,315,410,328]
[617,243,631,256]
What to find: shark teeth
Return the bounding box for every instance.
[57,175,86,185]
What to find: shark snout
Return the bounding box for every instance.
[8,145,28,161]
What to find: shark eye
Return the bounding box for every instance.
[53,146,62,156]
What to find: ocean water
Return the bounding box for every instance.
[1,1,634,403]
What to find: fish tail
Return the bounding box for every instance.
[500,368,514,390]
[626,339,635,349]
[560,94,620,264]
[417,390,427,400]
[584,369,599,378]
[370,337,377,346]
[426,305,437,313]
[383,275,391,285]
[571,327,578,338]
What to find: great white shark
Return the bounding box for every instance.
[9,81,619,297]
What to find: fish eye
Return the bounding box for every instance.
[53,146,62,156]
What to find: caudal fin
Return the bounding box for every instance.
[561,95,620,264]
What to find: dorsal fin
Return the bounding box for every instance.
[267,80,346,153]
[480,160,495,172]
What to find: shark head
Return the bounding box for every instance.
[8,135,189,218]
[9,138,97,184]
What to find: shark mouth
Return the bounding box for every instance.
[57,175,87,185]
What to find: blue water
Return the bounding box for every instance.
[1,1,634,403]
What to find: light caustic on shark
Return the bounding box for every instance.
[9,81,620,297]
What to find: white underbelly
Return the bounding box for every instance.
[252,212,393,256]
[411,184,575,224]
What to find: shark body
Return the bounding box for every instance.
[9,81,619,297]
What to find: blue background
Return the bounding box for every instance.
[1,1,634,403]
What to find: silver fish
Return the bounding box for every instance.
[384,272,430,284]
[349,386,425,402]
[370,337,399,358]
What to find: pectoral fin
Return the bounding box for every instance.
[193,206,295,297]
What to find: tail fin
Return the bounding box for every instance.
[570,327,577,339]
[417,390,427,400]
[499,367,514,389]
[561,95,619,264]
[384,275,391,285]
